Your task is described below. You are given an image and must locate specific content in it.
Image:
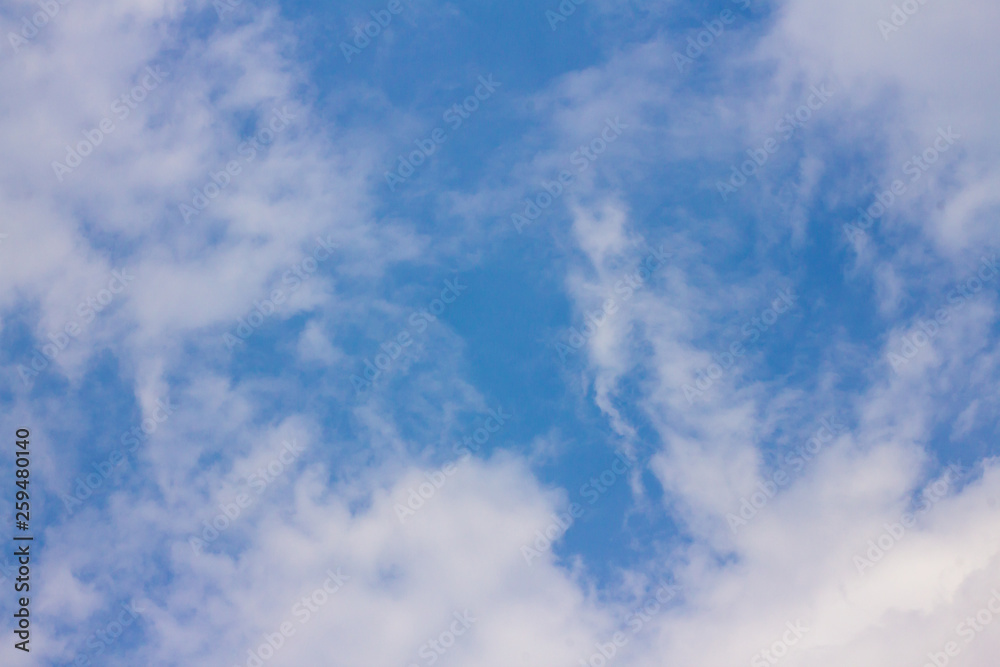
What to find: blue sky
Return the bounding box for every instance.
[2,0,1000,665]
